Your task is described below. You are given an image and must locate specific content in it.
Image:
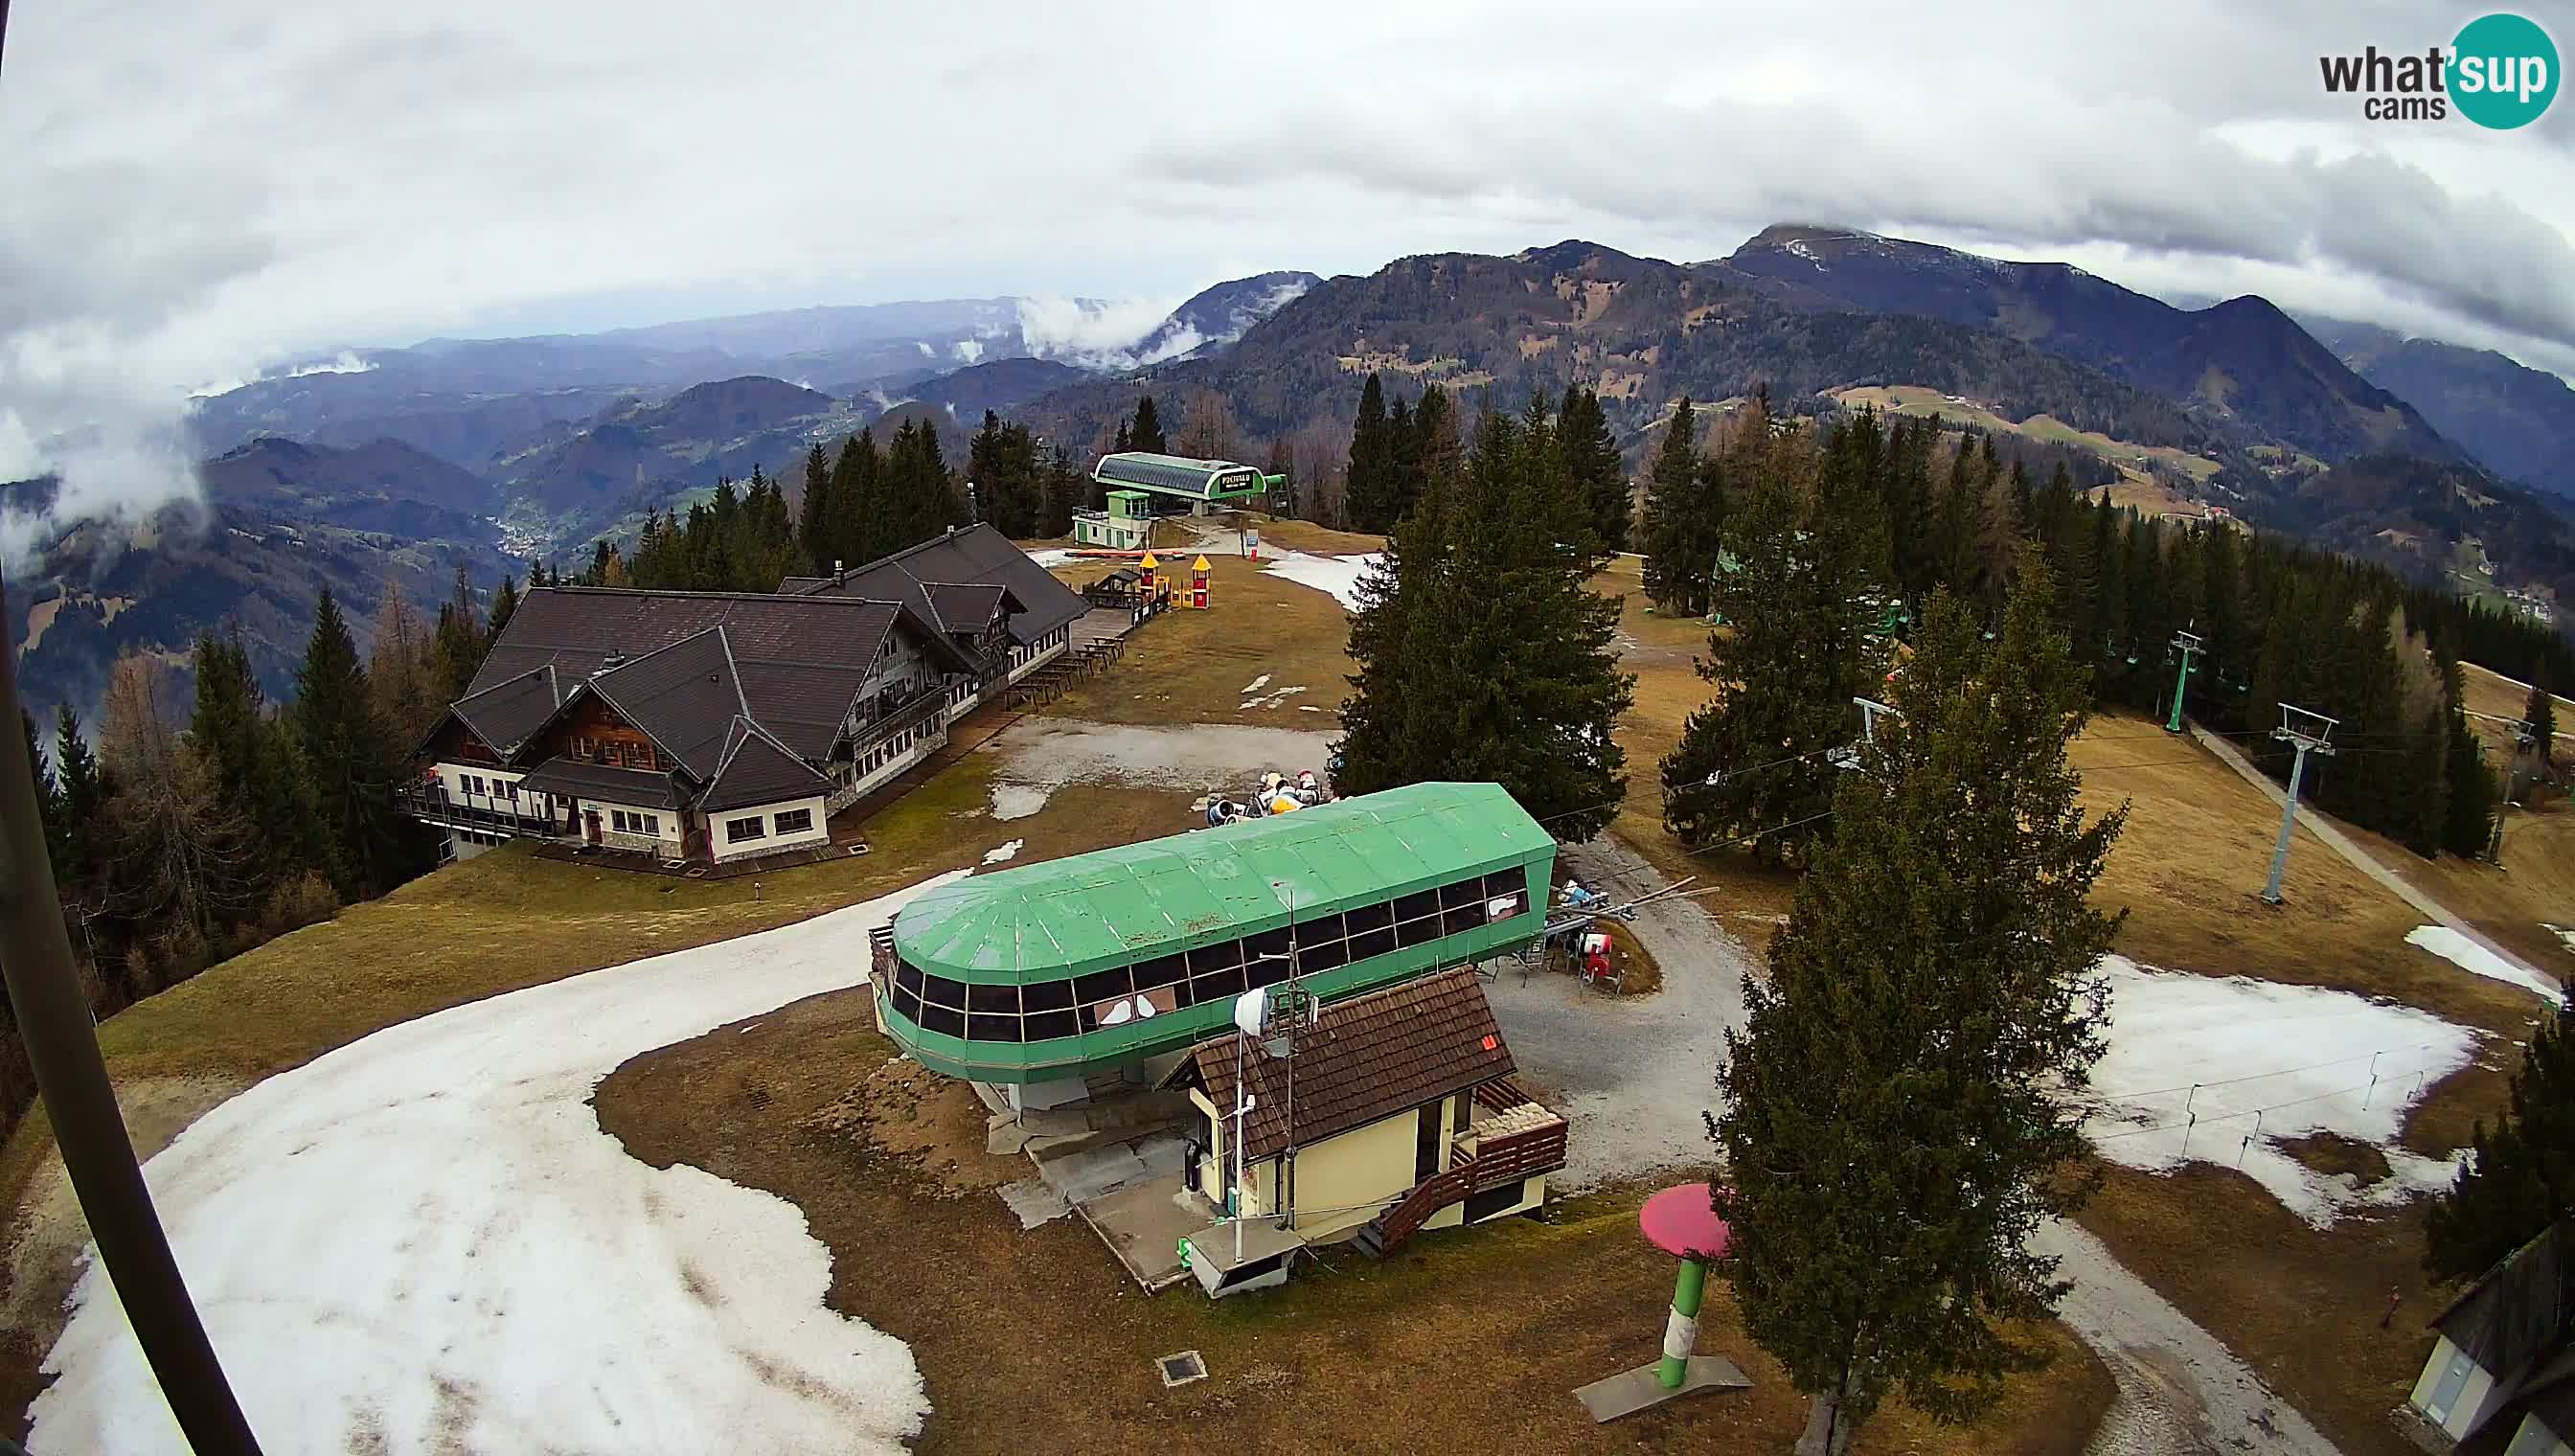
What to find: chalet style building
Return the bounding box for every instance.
[409,524,1084,865]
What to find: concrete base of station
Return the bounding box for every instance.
[1573,1355,1751,1422]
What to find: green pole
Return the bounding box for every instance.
[1656,1255,1707,1388]
[2164,646,2196,733]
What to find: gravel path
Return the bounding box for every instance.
[1518,831,2344,1455]
[2191,724,2556,993]
[1483,836,1751,1187]
[2038,1220,2340,1455]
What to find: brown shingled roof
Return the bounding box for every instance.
[1165,967,1515,1163]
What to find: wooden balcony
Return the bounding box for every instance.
[400,784,566,838]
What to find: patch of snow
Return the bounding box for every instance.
[1238,685,1308,712]
[1239,673,1271,695]
[950,338,985,365]
[2406,924,2564,1004]
[981,839,1024,864]
[1025,549,1075,568]
[914,341,934,357]
[1297,704,1323,713]
[2083,956,2481,1227]
[1262,550,1382,614]
[990,784,1051,821]
[2550,924,2575,955]
[1782,239,1821,265]
[29,876,966,1454]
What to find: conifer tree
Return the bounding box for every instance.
[1410,384,1463,498]
[21,708,68,876]
[2427,1001,2575,1282]
[295,587,415,898]
[799,442,834,574]
[826,430,881,569]
[428,564,486,705]
[1038,444,1080,538]
[1559,384,1628,554]
[51,702,104,889]
[1715,560,2126,1456]
[1662,414,1889,864]
[1640,398,1715,612]
[489,573,520,638]
[96,651,260,958]
[1343,374,1400,533]
[1336,398,1631,836]
[193,626,333,894]
[1128,396,1166,455]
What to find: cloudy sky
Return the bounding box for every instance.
[4,0,2573,535]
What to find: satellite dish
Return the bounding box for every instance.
[1232,988,1268,1036]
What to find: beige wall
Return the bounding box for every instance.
[1192,1089,1547,1241]
[711,795,832,862]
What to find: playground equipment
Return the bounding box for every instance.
[1187,555,1211,609]
[1573,1182,1752,1421]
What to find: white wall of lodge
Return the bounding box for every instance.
[1005,626,1068,686]
[710,794,831,862]
[433,762,538,815]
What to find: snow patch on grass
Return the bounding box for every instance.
[1239,673,1270,695]
[1262,549,1381,613]
[30,875,966,1455]
[990,784,1051,821]
[1240,685,1308,712]
[1026,549,1076,567]
[2551,924,2575,955]
[2406,924,2564,1004]
[982,839,1025,864]
[2084,956,2481,1227]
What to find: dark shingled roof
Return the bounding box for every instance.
[1165,967,1515,1163]
[793,523,1084,648]
[468,587,965,703]
[447,665,566,757]
[516,760,686,808]
[2436,1222,2574,1381]
[925,581,1012,632]
[699,717,832,812]
[583,627,747,778]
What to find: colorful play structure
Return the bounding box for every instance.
[1574,1182,1753,1422]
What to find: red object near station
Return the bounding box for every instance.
[1639,1182,1732,1260]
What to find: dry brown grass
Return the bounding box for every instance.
[2077,1163,2440,1456]
[597,986,2114,1456]
[1242,515,1389,556]
[1039,554,1360,728]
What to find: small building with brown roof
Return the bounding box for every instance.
[408,526,1086,864]
[1160,967,1567,1250]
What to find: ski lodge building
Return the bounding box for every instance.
[407,523,1084,865]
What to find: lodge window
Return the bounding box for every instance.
[882,867,1536,1046]
[725,815,765,843]
[609,810,662,836]
[774,808,813,835]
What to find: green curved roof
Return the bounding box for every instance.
[893,782,1550,984]
[1090,451,1265,499]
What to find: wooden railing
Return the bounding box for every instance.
[1463,1117,1569,1191]
[1370,1155,1477,1252]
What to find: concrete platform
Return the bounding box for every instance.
[1076,1174,1217,1290]
[1573,1355,1752,1422]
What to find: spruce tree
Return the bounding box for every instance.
[52,702,105,888]
[2427,1001,2575,1283]
[1343,374,1398,533]
[1559,384,1628,554]
[489,574,520,638]
[22,707,68,876]
[799,442,834,573]
[1336,398,1631,836]
[1640,398,1712,612]
[194,627,335,894]
[1662,416,1888,863]
[295,587,415,899]
[1715,560,2126,1455]
[1128,396,1167,455]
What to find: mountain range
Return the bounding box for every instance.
[11,227,2571,736]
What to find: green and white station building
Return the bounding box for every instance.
[870,782,1556,1105]
[1073,451,1286,548]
